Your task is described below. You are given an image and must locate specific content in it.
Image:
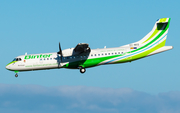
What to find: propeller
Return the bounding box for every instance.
[57,42,63,66]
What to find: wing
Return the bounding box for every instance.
[74,43,91,54]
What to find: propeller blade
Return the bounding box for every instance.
[59,42,61,52]
[58,42,63,62]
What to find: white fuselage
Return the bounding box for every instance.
[6,46,129,71]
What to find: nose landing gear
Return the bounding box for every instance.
[14,71,19,78]
[15,73,18,77]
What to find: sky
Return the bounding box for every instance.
[0,0,180,112]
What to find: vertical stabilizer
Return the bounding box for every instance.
[138,18,170,47]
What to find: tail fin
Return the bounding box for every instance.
[138,18,171,47]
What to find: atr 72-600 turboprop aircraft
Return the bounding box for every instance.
[6,18,173,77]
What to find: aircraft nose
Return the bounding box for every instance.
[6,65,10,70]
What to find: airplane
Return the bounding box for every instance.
[6,18,173,77]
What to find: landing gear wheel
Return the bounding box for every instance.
[80,68,86,73]
[15,74,18,77]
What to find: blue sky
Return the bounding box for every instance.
[1,0,180,112]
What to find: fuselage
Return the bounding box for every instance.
[6,46,129,71]
[6,18,173,75]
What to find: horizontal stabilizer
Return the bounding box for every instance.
[148,46,173,56]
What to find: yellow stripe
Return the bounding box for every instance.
[159,18,167,23]
[143,29,160,44]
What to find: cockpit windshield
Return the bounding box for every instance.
[12,58,22,61]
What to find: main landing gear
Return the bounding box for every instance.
[15,73,18,77]
[79,67,86,73]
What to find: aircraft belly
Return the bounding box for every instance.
[65,58,101,68]
[65,60,85,69]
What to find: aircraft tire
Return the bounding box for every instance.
[80,68,86,73]
[15,74,18,77]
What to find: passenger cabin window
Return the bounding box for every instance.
[105,53,107,55]
[108,53,110,55]
[91,54,93,57]
[98,54,100,56]
[118,52,120,54]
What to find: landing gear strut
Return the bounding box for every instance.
[80,67,86,73]
[15,73,18,77]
